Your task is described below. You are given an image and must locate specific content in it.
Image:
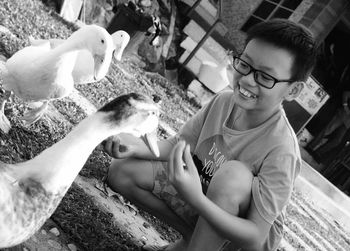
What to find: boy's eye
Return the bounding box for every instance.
[259,72,274,82]
[239,61,249,69]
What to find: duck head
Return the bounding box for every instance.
[111,30,130,61]
[99,93,160,157]
[69,25,114,81]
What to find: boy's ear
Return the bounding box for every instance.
[284,81,304,101]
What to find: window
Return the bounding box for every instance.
[241,0,303,32]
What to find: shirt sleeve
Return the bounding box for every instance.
[252,152,300,224]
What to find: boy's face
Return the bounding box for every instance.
[231,39,296,115]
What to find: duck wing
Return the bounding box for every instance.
[0,161,60,247]
[30,39,96,84]
[28,37,63,48]
[3,44,75,101]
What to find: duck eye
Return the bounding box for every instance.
[101,39,104,44]
[152,94,161,103]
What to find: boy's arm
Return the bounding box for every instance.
[169,141,271,250]
[134,136,178,161]
[101,133,178,161]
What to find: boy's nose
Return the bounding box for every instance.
[240,71,258,87]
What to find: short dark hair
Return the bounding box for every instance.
[246,18,318,82]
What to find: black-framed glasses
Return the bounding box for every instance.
[232,56,294,89]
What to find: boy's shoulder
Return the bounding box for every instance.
[201,90,233,113]
[266,110,300,154]
[211,90,233,105]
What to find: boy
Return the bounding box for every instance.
[103,18,318,250]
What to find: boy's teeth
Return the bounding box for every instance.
[239,86,257,99]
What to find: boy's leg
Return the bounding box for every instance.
[106,158,193,241]
[188,160,253,251]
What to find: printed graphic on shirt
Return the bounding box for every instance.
[192,135,228,191]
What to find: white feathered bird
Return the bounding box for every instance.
[0,92,160,248]
[0,24,115,132]
[28,30,130,84]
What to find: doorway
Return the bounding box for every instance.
[305,20,350,170]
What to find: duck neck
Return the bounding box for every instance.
[22,112,118,193]
[63,33,89,52]
[50,35,87,64]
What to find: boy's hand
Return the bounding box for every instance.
[98,133,140,159]
[168,140,203,205]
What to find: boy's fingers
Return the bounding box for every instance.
[168,144,176,180]
[169,141,186,180]
[97,136,114,151]
[104,137,113,154]
[183,144,192,167]
[173,141,186,176]
[112,137,122,156]
[184,144,197,175]
[103,136,121,157]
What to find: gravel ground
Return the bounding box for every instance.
[1,1,350,251]
[0,0,191,249]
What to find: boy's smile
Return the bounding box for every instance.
[237,85,258,100]
[231,38,298,127]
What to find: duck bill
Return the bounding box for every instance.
[93,54,112,81]
[142,131,160,158]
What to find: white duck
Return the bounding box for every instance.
[28,30,130,84]
[0,24,115,132]
[0,92,160,248]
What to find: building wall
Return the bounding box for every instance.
[221,0,262,51]
[219,0,349,51]
[290,0,314,23]
[300,0,350,42]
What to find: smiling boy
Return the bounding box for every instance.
[103,19,318,250]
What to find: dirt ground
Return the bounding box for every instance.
[0,0,193,250]
[1,1,350,251]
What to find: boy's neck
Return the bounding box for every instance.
[232,106,281,130]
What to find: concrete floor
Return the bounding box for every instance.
[297,146,350,232]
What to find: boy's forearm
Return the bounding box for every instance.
[134,138,176,161]
[194,194,265,250]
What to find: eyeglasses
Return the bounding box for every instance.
[232,56,294,89]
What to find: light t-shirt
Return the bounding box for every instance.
[172,91,301,250]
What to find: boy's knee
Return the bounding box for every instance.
[207,161,253,215]
[107,158,154,194]
[107,159,133,190]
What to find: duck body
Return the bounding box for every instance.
[0,93,160,248]
[3,24,115,101]
[3,43,77,101]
